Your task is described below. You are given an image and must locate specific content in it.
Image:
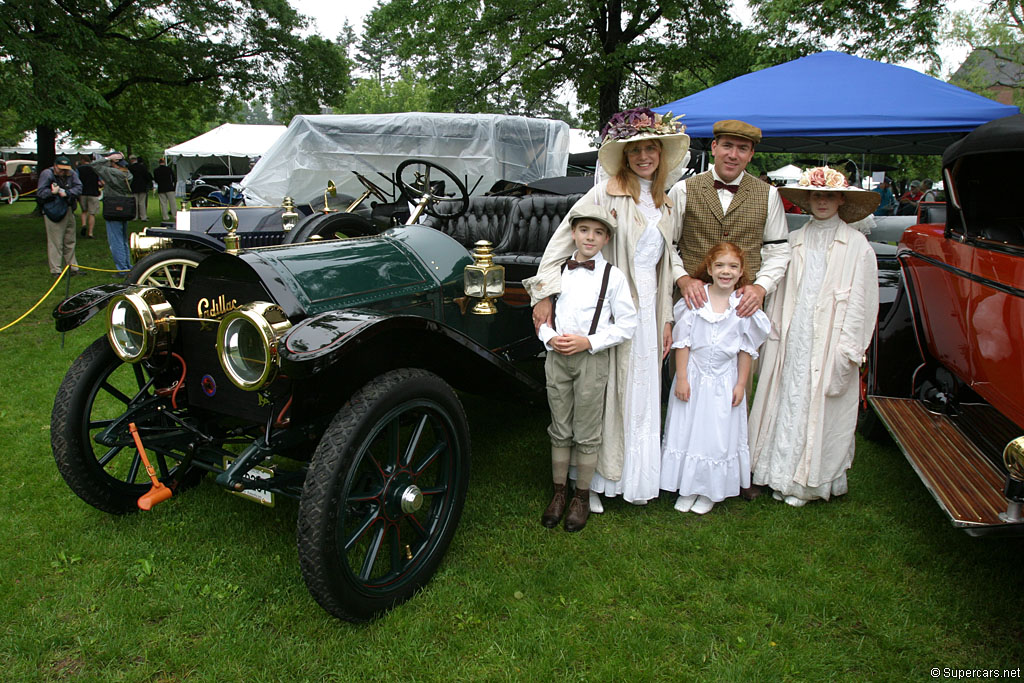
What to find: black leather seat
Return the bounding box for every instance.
[418,197,519,249]
[494,194,583,262]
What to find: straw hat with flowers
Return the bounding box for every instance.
[779,166,881,223]
[597,108,690,177]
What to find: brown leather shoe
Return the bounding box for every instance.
[564,488,590,532]
[740,485,762,501]
[541,483,567,528]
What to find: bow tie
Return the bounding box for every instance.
[567,258,595,271]
[714,180,740,194]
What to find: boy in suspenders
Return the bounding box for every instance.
[537,205,637,531]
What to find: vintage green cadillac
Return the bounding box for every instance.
[49,164,572,621]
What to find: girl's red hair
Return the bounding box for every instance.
[693,242,751,289]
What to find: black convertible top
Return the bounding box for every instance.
[943,114,1024,167]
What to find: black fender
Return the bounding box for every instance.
[867,255,926,398]
[280,309,544,419]
[142,227,226,253]
[52,284,136,332]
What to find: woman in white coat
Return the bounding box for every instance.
[526,108,689,511]
[748,166,880,506]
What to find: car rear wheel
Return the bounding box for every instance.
[128,248,205,290]
[51,337,204,515]
[284,211,379,244]
[297,368,470,622]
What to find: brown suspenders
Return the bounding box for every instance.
[552,258,613,336]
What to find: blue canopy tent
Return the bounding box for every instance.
[653,51,1019,155]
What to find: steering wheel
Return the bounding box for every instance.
[395,159,469,220]
[354,172,389,204]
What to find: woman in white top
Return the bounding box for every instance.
[525,108,689,509]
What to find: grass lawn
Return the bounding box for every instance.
[1,199,1022,681]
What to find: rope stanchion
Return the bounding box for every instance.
[0,266,71,332]
[77,264,129,274]
[0,263,131,333]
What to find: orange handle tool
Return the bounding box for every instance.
[128,422,173,510]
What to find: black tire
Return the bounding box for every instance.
[857,341,890,442]
[297,368,470,622]
[284,211,379,244]
[128,248,206,290]
[1,181,18,204]
[51,337,204,515]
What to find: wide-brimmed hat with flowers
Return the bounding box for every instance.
[597,108,690,178]
[779,166,881,223]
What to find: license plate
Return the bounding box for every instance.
[222,457,275,507]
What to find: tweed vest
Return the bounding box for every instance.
[681,172,770,277]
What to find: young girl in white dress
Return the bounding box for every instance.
[661,242,770,514]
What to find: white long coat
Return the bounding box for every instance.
[748,222,878,491]
[524,178,681,480]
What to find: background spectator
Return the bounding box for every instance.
[154,157,177,221]
[37,155,82,276]
[77,159,101,238]
[128,155,152,221]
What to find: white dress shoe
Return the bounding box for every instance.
[589,489,604,514]
[691,495,715,515]
[674,494,698,512]
[783,495,807,507]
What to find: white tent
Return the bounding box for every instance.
[768,163,802,183]
[165,123,286,188]
[0,131,106,157]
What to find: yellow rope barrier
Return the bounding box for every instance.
[0,263,130,332]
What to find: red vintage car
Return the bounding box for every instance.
[0,158,38,203]
[864,114,1024,536]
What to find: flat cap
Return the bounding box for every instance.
[713,119,762,145]
[568,203,617,236]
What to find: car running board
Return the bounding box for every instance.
[868,396,1024,536]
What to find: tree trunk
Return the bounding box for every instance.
[36,124,56,169]
[597,76,622,132]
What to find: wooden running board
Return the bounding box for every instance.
[869,396,1018,531]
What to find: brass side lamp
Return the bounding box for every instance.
[281,196,299,232]
[223,209,240,254]
[463,241,505,315]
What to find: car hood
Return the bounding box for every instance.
[240,225,472,317]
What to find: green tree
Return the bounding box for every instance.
[0,0,324,167]
[748,0,946,71]
[271,35,353,123]
[947,1,1024,108]
[359,0,753,130]
[358,0,948,132]
[341,69,439,114]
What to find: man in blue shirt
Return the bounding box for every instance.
[873,178,895,216]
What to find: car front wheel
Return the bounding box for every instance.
[296,368,470,622]
[51,337,204,514]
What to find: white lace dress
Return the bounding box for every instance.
[751,215,849,500]
[661,290,770,501]
[587,179,664,503]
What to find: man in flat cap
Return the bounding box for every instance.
[37,155,83,277]
[669,119,790,318]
